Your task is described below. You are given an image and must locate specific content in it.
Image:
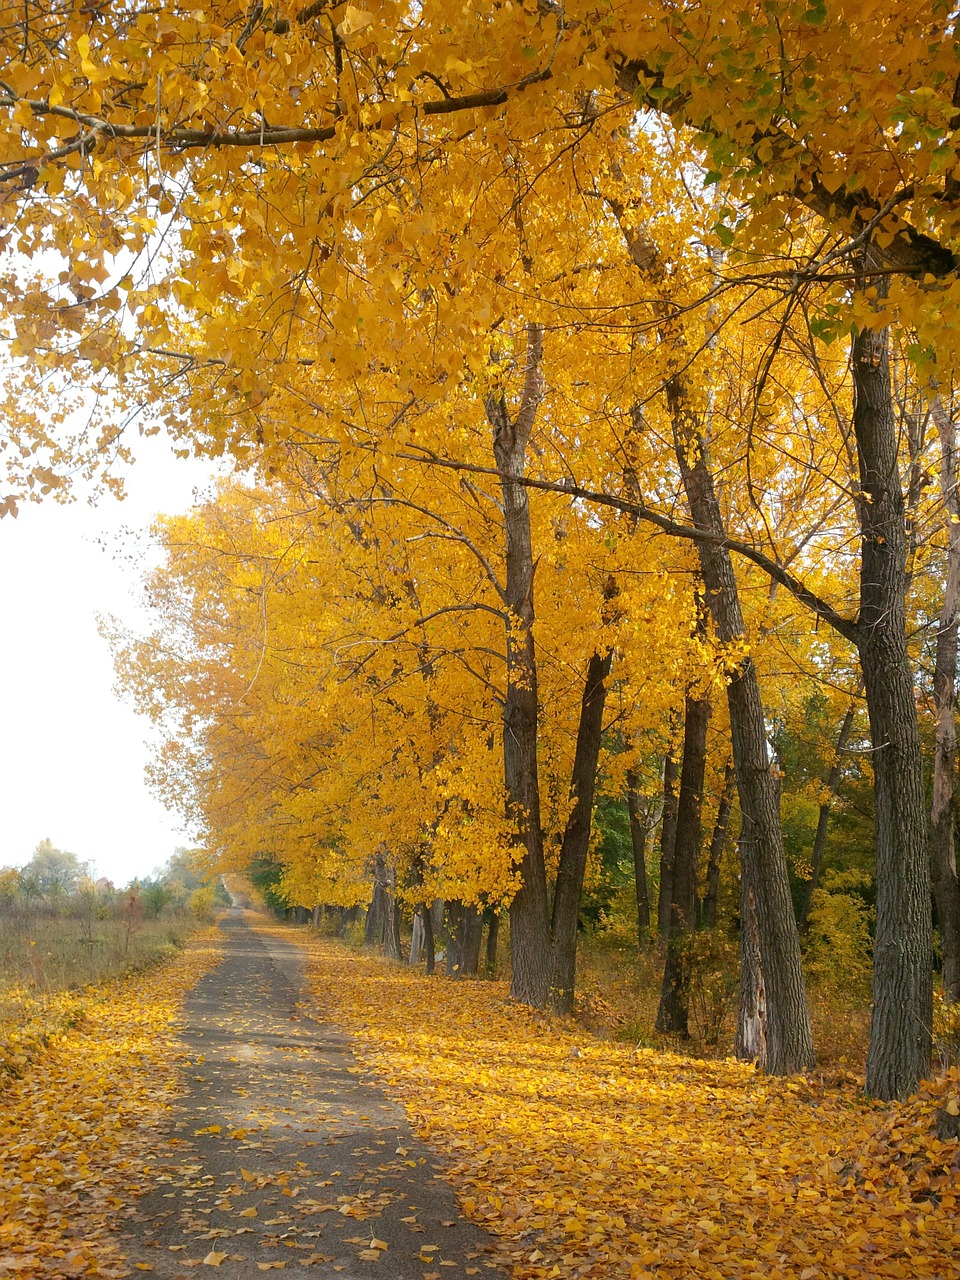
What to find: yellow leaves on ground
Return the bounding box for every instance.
[290,934,960,1280]
[0,933,222,1278]
[0,987,89,1079]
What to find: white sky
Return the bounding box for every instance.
[0,437,222,886]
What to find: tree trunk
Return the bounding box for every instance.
[423,903,436,975]
[702,763,735,929]
[457,905,484,977]
[929,393,960,1003]
[656,747,680,936]
[656,691,711,1035]
[611,199,813,1073]
[363,854,387,950]
[549,627,616,1014]
[444,900,463,976]
[485,908,501,977]
[626,767,652,940]
[409,909,424,966]
[489,324,552,1007]
[735,831,768,1069]
[799,700,858,930]
[853,301,933,1099]
[671,401,815,1075]
[383,878,403,961]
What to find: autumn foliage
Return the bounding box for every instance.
[5,0,960,1100]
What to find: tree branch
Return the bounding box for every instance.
[397,451,860,644]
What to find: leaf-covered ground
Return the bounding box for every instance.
[284,932,960,1280]
[0,932,222,1278]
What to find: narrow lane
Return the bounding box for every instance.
[120,913,507,1280]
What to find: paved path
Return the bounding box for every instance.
[121,913,506,1280]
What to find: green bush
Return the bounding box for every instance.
[803,869,873,995]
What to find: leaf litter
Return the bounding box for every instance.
[282,930,960,1280]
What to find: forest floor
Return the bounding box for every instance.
[287,926,960,1280]
[3,912,960,1280]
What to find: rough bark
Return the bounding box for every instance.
[799,700,857,930]
[702,762,735,929]
[444,900,463,977]
[485,908,501,977]
[853,300,933,1098]
[457,904,484,978]
[656,748,680,936]
[549,622,616,1014]
[929,394,960,1003]
[423,903,436,975]
[656,691,711,1035]
[735,832,768,1069]
[383,876,403,961]
[363,853,387,950]
[409,909,424,966]
[626,767,652,939]
[488,324,552,1007]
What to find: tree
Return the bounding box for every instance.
[18,839,86,899]
[4,1,958,1096]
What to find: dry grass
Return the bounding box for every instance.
[0,907,191,995]
[0,905,199,1079]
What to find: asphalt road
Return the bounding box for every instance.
[119,913,507,1280]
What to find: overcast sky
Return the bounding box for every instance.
[0,437,222,885]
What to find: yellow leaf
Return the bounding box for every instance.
[336,5,373,37]
[239,1207,258,1218]
[202,1252,228,1267]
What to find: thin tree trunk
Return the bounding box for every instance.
[702,762,735,929]
[853,291,933,1098]
[485,909,501,977]
[444,900,463,976]
[735,830,767,1069]
[549,613,617,1014]
[626,767,652,940]
[383,873,403,961]
[799,699,858,930]
[488,324,551,1007]
[656,691,711,1035]
[615,200,813,1073]
[656,748,680,936]
[672,408,814,1075]
[423,903,436,975]
[929,393,960,1002]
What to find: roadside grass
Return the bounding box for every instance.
[0,906,199,1080]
